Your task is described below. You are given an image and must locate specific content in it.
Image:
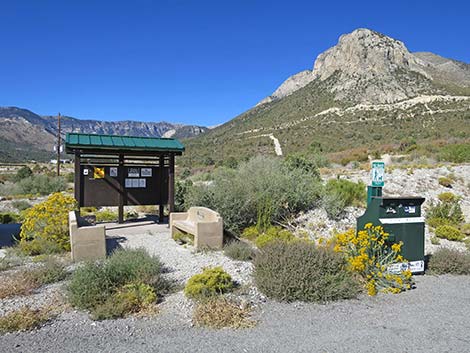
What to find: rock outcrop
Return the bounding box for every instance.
[259,28,469,105]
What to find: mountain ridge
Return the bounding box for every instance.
[183,28,470,166]
[0,106,207,162]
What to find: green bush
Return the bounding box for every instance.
[427,198,464,225]
[184,267,234,299]
[254,226,295,248]
[95,209,118,222]
[254,241,360,302]
[427,217,452,229]
[68,248,162,313]
[16,175,67,195]
[223,241,255,261]
[172,229,194,245]
[321,192,347,220]
[13,166,33,182]
[11,200,31,211]
[428,248,470,275]
[435,225,465,241]
[283,153,320,178]
[438,176,453,188]
[461,224,470,236]
[325,179,366,207]
[0,212,19,224]
[185,156,323,235]
[26,259,67,285]
[438,143,470,163]
[438,192,457,203]
[104,248,162,286]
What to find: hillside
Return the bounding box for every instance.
[0,107,207,162]
[183,29,470,165]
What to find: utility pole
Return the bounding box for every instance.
[57,112,61,176]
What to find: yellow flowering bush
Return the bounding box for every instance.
[333,223,413,296]
[20,193,77,254]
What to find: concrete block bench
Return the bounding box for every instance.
[69,211,106,262]
[170,207,223,249]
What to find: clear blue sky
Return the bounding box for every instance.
[1,0,469,126]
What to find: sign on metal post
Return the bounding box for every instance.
[371,161,385,187]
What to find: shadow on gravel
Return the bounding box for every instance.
[106,236,126,255]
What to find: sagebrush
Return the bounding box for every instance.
[254,240,360,302]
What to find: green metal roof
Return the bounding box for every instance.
[65,133,185,153]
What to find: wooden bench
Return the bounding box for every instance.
[69,211,106,262]
[170,207,223,249]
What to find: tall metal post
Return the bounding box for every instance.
[57,113,61,176]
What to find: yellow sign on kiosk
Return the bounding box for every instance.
[93,167,105,179]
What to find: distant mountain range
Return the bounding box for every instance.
[0,107,207,162]
[184,28,470,165]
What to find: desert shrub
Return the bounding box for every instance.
[68,249,162,319]
[172,229,194,245]
[438,192,457,203]
[438,143,470,163]
[95,209,118,223]
[18,238,64,256]
[321,192,347,220]
[254,240,360,302]
[193,297,254,329]
[427,198,464,225]
[255,226,295,248]
[461,224,470,236]
[334,225,413,295]
[223,241,255,261]
[435,225,465,241]
[66,172,75,183]
[27,259,68,285]
[240,226,259,241]
[325,179,366,207]
[438,176,453,188]
[185,156,323,235]
[430,236,440,245]
[0,307,50,333]
[427,217,452,229]
[428,248,470,275]
[16,175,66,195]
[19,193,77,254]
[12,200,31,211]
[0,259,66,299]
[184,267,234,299]
[92,283,157,320]
[104,248,162,287]
[0,212,19,224]
[13,166,33,182]
[283,153,320,178]
[175,179,193,212]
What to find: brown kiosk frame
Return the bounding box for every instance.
[65,133,185,223]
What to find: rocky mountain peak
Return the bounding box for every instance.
[259,28,468,105]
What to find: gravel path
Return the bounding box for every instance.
[1,274,469,353]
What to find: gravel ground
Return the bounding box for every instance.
[0,274,469,353]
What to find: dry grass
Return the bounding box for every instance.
[0,259,67,299]
[0,306,52,333]
[193,297,255,329]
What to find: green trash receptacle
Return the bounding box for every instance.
[357,196,425,273]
